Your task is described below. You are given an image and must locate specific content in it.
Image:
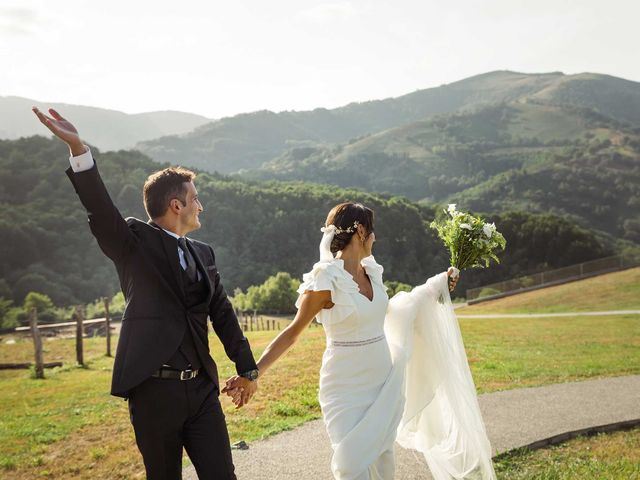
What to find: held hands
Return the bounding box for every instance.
[447,267,460,292]
[221,375,258,409]
[32,107,87,156]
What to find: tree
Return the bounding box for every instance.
[232,272,301,314]
[23,291,57,324]
[384,280,412,297]
[0,297,14,328]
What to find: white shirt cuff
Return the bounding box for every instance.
[69,146,94,172]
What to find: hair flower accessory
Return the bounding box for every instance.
[321,225,337,234]
[330,220,360,235]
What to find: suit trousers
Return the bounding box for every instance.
[128,373,236,480]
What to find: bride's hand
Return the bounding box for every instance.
[447,267,460,292]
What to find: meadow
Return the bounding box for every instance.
[0,268,638,479]
[457,267,640,314]
[494,427,640,480]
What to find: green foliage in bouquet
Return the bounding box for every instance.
[430,204,506,270]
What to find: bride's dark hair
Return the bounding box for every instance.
[325,202,375,254]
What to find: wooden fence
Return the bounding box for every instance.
[2,303,295,376]
[1,298,114,375]
[235,310,284,332]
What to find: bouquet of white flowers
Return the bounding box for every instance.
[430,204,506,280]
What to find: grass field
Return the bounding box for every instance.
[1,268,638,479]
[494,427,640,479]
[457,267,640,314]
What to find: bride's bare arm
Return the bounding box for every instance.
[222,290,332,407]
[256,290,332,375]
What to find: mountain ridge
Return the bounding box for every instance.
[0,95,213,151]
[135,70,640,172]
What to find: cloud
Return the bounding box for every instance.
[297,2,357,23]
[0,7,39,35]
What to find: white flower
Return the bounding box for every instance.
[460,223,472,230]
[483,224,493,238]
[447,204,457,214]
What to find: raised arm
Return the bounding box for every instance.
[32,107,136,263]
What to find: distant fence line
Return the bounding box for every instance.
[236,310,294,332]
[1,307,286,374]
[466,254,639,304]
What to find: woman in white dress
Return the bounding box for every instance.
[225,202,496,480]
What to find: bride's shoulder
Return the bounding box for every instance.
[299,259,356,293]
[296,259,359,325]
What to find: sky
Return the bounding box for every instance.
[2,0,639,119]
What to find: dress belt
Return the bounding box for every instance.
[330,334,386,347]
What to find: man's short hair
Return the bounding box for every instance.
[143,166,196,219]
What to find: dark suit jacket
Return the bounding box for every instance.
[66,161,257,398]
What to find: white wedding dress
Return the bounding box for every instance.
[296,255,496,480]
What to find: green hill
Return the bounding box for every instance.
[457,267,640,314]
[245,102,640,242]
[129,72,640,247]
[0,136,621,308]
[136,71,640,174]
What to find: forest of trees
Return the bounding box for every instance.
[0,136,632,325]
[244,103,640,242]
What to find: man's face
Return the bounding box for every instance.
[179,181,203,232]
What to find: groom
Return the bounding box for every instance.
[33,107,259,480]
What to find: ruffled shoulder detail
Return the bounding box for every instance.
[295,259,358,325]
[361,255,387,291]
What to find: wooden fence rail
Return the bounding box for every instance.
[4,307,298,376]
[4,306,115,373]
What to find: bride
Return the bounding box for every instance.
[225,202,496,480]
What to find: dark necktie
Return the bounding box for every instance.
[177,237,198,282]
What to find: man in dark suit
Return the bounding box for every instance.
[33,107,259,480]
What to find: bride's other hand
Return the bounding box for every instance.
[447,267,459,292]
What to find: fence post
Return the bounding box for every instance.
[104,297,112,357]
[75,306,85,366]
[28,307,44,379]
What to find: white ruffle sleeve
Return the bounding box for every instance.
[295,259,359,325]
[385,272,496,480]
